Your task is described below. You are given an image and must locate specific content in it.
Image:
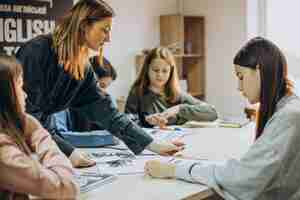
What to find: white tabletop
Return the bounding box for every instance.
[80,123,256,200]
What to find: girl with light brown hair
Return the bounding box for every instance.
[0,54,78,200]
[125,47,217,128]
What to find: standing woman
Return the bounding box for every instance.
[16,0,182,168]
[125,47,217,127]
[145,37,300,200]
[0,54,78,200]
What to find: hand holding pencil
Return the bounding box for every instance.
[145,105,180,129]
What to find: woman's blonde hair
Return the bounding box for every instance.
[53,0,115,80]
[131,47,181,103]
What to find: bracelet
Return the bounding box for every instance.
[188,162,199,176]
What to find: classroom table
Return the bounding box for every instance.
[79,123,256,200]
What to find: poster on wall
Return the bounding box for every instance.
[0,0,73,55]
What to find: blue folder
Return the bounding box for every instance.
[62,131,118,148]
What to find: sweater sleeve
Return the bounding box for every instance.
[71,68,153,154]
[177,93,218,123]
[0,129,79,199]
[124,89,150,127]
[125,89,139,114]
[175,112,296,200]
[16,37,46,113]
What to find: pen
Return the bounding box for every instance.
[102,146,129,151]
[139,153,158,156]
[158,126,173,131]
[159,127,183,131]
[150,130,159,134]
[168,157,177,163]
[173,154,209,160]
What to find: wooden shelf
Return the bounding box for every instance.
[189,91,204,97]
[160,14,206,99]
[135,14,205,99]
[174,54,203,58]
[137,54,202,58]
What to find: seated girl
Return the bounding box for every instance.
[0,54,79,199]
[145,37,300,200]
[125,47,217,127]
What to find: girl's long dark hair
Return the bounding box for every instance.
[0,54,28,152]
[234,37,293,139]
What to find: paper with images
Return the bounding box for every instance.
[89,148,172,175]
[95,127,188,157]
[90,149,136,163]
[81,127,190,176]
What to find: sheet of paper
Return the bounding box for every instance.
[74,166,116,193]
[97,155,172,175]
[75,173,116,193]
[90,149,136,163]
[88,148,171,175]
[183,118,250,128]
[182,121,218,128]
[169,157,227,167]
[99,156,172,175]
[143,128,186,141]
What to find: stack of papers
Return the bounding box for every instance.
[218,117,250,127]
[90,150,136,164]
[183,117,250,128]
[75,166,116,193]
[182,121,218,128]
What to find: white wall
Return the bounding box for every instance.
[266,0,300,78]
[247,0,259,39]
[74,0,178,98]
[183,0,248,117]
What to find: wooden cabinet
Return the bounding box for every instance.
[136,14,205,99]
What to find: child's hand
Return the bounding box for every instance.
[146,105,181,127]
[69,149,96,168]
[160,105,180,119]
[145,114,168,127]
